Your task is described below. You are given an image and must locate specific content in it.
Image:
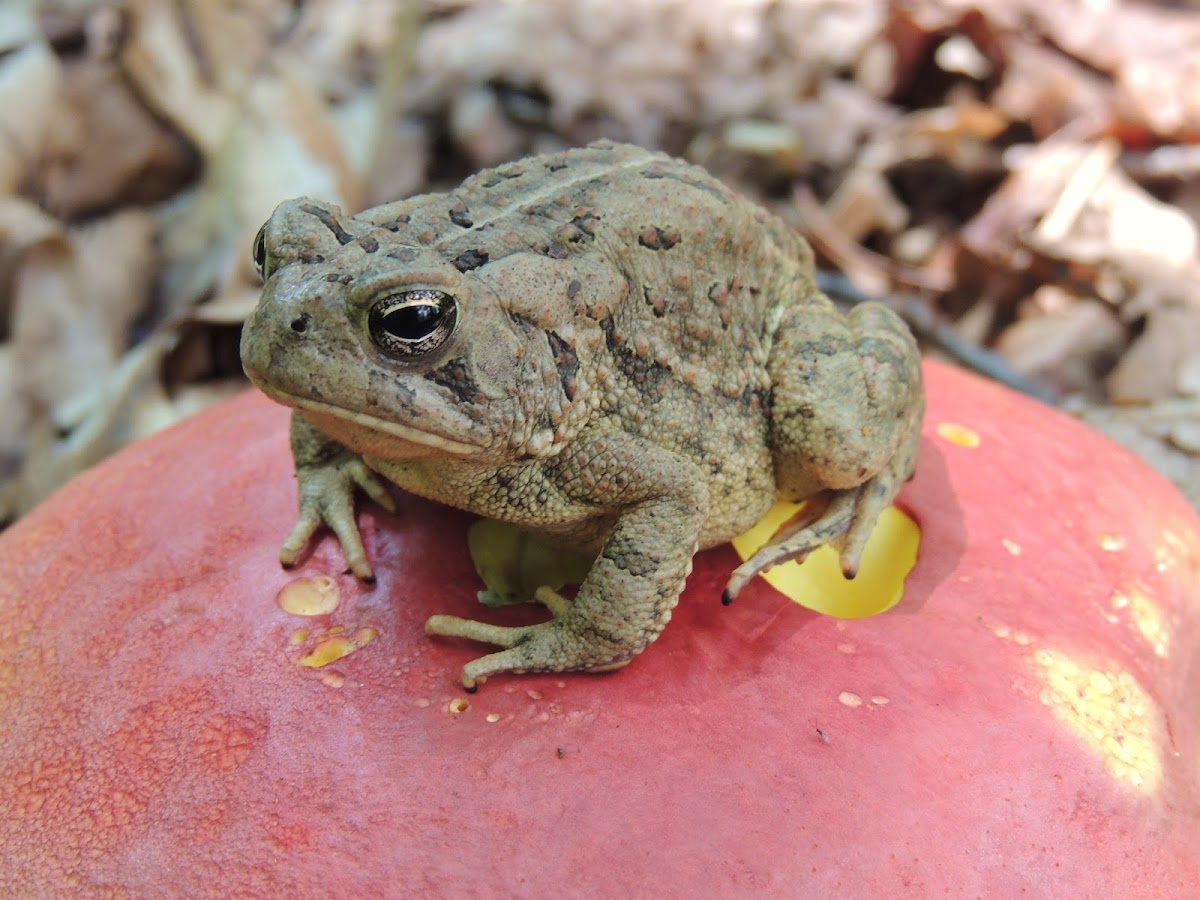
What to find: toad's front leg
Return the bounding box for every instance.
[426,433,709,690]
[280,412,396,580]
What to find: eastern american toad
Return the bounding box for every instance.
[240,141,924,689]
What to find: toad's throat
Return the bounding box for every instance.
[254,382,486,456]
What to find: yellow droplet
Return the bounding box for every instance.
[448,698,470,714]
[1031,648,1162,793]
[300,637,354,668]
[289,628,309,645]
[935,421,980,448]
[1099,533,1127,553]
[276,576,340,616]
[1001,538,1021,556]
[298,623,381,668]
[486,713,501,723]
[321,672,345,689]
[838,692,864,708]
[731,502,920,618]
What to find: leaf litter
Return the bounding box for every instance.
[1,0,1197,517]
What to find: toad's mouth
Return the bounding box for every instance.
[254,382,487,456]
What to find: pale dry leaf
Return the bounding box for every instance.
[1025,0,1200,139]
[0,2,40,50]
[1178,355,1200,398]
[10,236,117,419]
[968,139,1200,322]
[448,86,527,170]
[180,0,285,93]
[991,37,1112,139]
[961,141,1083,268]
[0,35,62,194]
[409,0,884,152]
[191,287,263,326]
[120,0,240,154]
[0,197,62,332]
[39,53,197,217]
[793,183,951,295]
[3,332,174,518]
[793,184,890,297]
[71,210,158,336]
[5,208,158,496]
[156,56,368,318]
[0,195,62,248]
[1107,306,1200,404]
[788,80,900,172]
[994,291,1123,396]
[824,168,909,242]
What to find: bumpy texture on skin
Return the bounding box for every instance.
[240,141,924,688]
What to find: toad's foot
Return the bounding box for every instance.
[282,412,395,581]
[426,587,629,691]
[722,427,918,604]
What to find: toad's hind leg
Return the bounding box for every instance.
[426,432,710,690]
[725,298,923,601]
[426,586,627,690]
[723,420,920,602]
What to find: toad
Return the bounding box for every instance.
[240,141,923,689]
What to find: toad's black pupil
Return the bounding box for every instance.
[382,303,441,339]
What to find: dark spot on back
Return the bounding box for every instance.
[567,279,581,300]
[380,214,410,232]
[449,202,473,228]
[388,247,419,263]
[601,317,672,392]
[638,226,681,251]
[570,214,599,240]
[545,242,568,260]
[508,311,538,337]
[300,203,355,245]
[643,286,666,318]
[357,235,380,253]
[452,249,490,272]
[546,330,579,401]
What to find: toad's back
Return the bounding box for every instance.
[357,141,826,523]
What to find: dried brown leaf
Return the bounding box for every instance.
[992,40,1112,140]
[0,35,61,194]
[1107,306,1200,405]
[994,290,1123,396]
[39,54,197,217]
[825,168,909,242]
[1025,1,1200,139]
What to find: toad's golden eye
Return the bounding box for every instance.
[252,224,269,281]
[368,290,459,357]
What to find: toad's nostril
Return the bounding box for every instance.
[290,314,312,334]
